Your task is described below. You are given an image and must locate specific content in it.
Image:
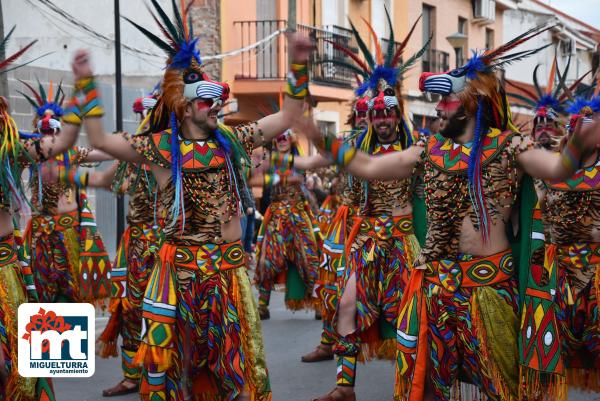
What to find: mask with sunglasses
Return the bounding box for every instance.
[183,69,230,109]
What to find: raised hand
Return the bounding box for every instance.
[293,114,322,142]
[287,32,315,64]
[71,49,94,79]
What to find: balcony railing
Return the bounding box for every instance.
[233,20,358,88]
[422,49,450,73]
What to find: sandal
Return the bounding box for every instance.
[102,379,139,397]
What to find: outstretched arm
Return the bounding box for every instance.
[295,115,423,180]
[344,146,423,180]
[87,161,119,189]
[293,154,332,170]
[70,50,144,164]
[518,117,600,180]
[83,149,113,163]
[254,33,314,142]
[24,122,80,161]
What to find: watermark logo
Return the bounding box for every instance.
[18,303,95,377]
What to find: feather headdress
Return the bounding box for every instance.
[127,1,248,230]
[323,8,431,100]
[18,79,65,134]
[420,24,553,242]
[0,26,38,213]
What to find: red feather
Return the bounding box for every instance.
[147,7,178,50]
[324,39,371,74]
[559,70,593,102]
[505,79,539,102]
[0,39,36,72]
[18,79,43,106]
[391,15,422,67]
[484,25,552,62]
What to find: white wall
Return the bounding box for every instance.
[4,0,171,76]
[502,1,596,87]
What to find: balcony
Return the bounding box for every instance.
[233,20,358,95]
[422,49,450,73]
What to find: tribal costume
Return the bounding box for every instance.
[95,95,162,392]
[0,27,55,401]
[314,162,362,354]
[519,94,600,399]
[255,133,322,314]
[101,1,312,399]
[393,27,556,401]
[21,81,111,303]
[97,160,163,386]
[312,11,428,396]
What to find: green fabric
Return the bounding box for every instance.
[515,174,538,304]
[285,263,307,301]
[379,317,396,340]
[412,192,427,247]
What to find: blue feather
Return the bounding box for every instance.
[18,131,41,139]
[356,126,369,149]
[536,94,562,114]
[170,38,201,69]
[589,96,600,112]
[467,98,490,242]
[36,102,64,118]
[464,51,488,79]
[566,97,591,115]
[214,127,232,155]
[355,65,399,95]
[169,112,184,230]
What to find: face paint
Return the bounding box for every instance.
[195,98,213,112]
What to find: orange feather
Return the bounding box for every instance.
[361,17,383,66]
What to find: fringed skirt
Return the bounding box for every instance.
[396,250,519,401]
[520,242,600,401]
[255,199,321,310]
[0,234,55,401]
[134,240,271,401]
[97,222,162,378]
[339,214,419,361]
[24,210,111,303]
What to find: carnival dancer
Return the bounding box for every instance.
[20,79,113,304]
[304,11,429,401]
[68,1,313,399]
[57,95,163,397]
[299,25,600,401]
[0,26,83,401]
[255,129,322,319]
[298,97,369,364]
[518,91,600,400]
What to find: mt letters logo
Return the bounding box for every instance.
[18,303,95,377]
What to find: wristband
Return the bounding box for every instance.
[285,63,309,99]
[62,77,105,125]
[317,133,357,167]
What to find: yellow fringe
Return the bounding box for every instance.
[284,298,316,311]
[519,365,567,401]
[357,338,396,362]
[471,294,517,401]
[232,269,272,401]
[0,261,37,401]
[133,342,177,372]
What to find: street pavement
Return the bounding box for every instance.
[55,291,598,401]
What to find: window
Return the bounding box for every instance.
[485,28,494,49]
[423,4,435,46]
[458,17,468,34]
[422,4,435,72]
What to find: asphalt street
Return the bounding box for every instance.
[54,291,599,401]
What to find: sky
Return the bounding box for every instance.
[543,0,600,28]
